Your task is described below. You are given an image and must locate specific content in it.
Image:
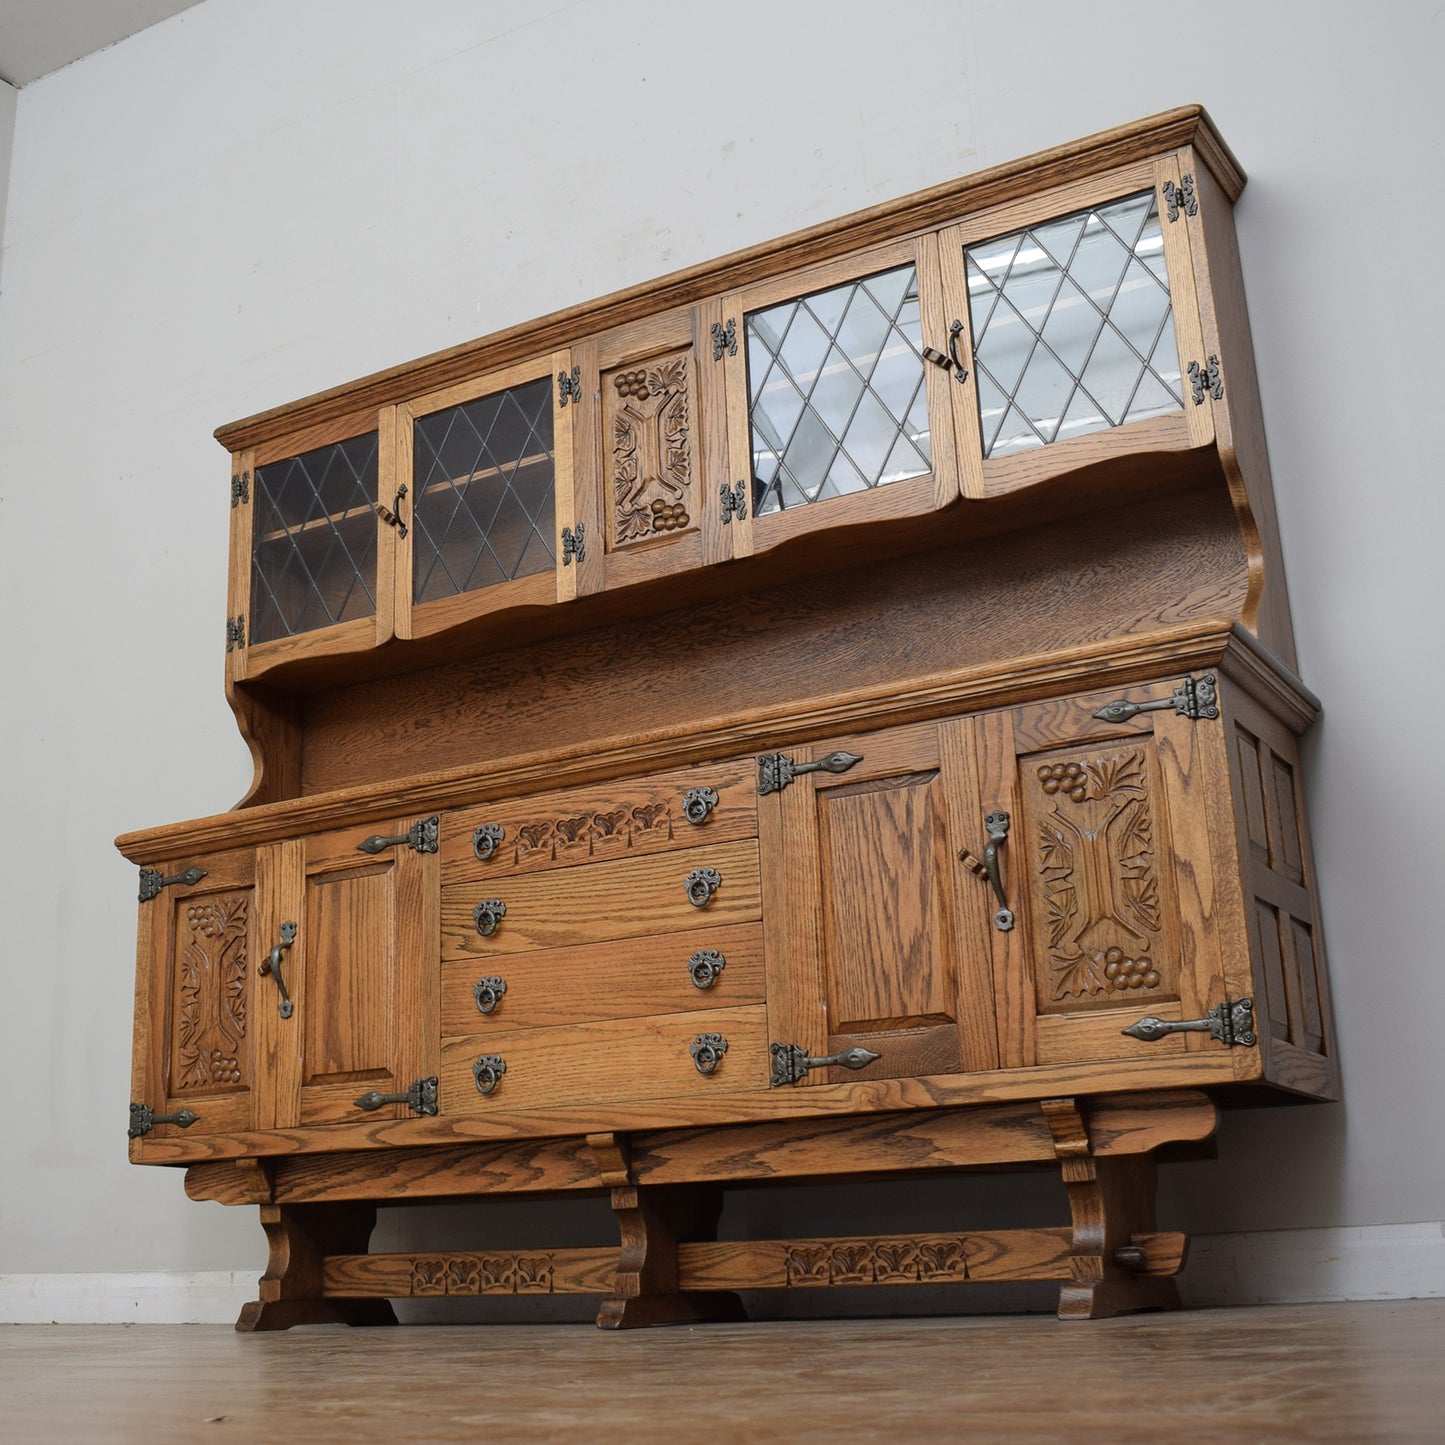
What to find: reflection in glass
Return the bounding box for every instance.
[412,376,555,605]
[966,191,1183,458]
[746,263,931,516]
[251,433,379,644]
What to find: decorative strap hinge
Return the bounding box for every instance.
[1122,997,1256,1048]
[225,615,245,652]
[758,750,863,795]
[354,1076,439,1116]
[712,318,738,361]
[1163,174,1198,222]
[128,1103,199,1138]
[720,479,747,524]
[1092,673,1218,725]
[1188,355,1224,404]
[770,1042,881,1087]
[356,815,439,855]
[561,524,586,565]
[138,865,208,903]
[230,470,250,506]
[557,367,581,407]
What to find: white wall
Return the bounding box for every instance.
[1,0,1442,1290]
[0,77,15,279]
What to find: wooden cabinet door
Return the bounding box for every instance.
[760,721,999,1085]
[131,847,261,1143]
[972,679,1233,1072]
[265,819,439,1129]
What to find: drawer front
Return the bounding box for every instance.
[440,1004,770,1113]
[441,758,757,883]
[441,838,760,957]
[441,920,765,1032]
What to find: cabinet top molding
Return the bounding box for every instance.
[215,105,1242,452]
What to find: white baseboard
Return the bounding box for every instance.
[3,1223,1442,1323]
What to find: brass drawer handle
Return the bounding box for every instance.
[128,1103,199,1138]
[137,865,207,903]
[688,950,726,989]
[682,787,719,825]
[257,921,297,1018]
[472,824,505,861]
[356,816,439,855]
[959,810,1014,931]
[473,899,507,937]
[354,1077,439,1116]
[770,1042,880,1087]
[473,975,507,1014]
[690,1033,729,1075]
[685,868,722,908]
[472,1054,507,1095]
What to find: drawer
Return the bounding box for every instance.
[441,758,757,883]
[440,1005,770,1113]
[441,838,760,957]
[441,921,765,1032]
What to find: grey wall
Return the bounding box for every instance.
[1,0,1441,1295]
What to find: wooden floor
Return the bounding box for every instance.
[3,1302,1442,1442]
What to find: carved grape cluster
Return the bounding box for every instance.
[649,499,689,531]
[206,1047,242,1085]
[1101,946,1161,991]
[1038,761,1089,802]
[613,369,651,400]
[185,903,225,937]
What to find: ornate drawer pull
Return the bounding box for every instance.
[354,1077,439,1116]
[356,816,439,855]
[770,1042,881,1088]
[959,810,1014,932]
[473,975,507,1014]
[1123,997,1256,1048]
[690,1033,729,1075]
[138,865,207,903]
[473,899,507,937]
[685,868,722,907]
[128,1103,199,1138]
[257,920,297,1019]
[688,950,726,989]
[682,787,719,825]
[472,1054,507,1095]
[472,824,505,861]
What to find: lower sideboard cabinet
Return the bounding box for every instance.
[127,645,1334,1325]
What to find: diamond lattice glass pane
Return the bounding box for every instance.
[747,262,932,515]
[412,376,555,606]
[966,190,1183,458]
[251,432,379,645]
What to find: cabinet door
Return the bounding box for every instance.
[973,681,1232,1071]
[938,156,1213,500]
[266,819,439,1129]
[760,722,999,1084]
[398,352,575,641]
[719,235,967,563]
[131,848,261,1143]
[569,303,730,597]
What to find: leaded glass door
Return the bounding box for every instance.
[398,352,574,640]
[719,235,969,561]
[938,157,1214,496]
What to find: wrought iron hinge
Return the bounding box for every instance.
[1163,174,1198,222]
[757,750,863,795]
[138,865,207,903]
[356,815,439,855]
[128,1103,199,1138]
[720,480,747,524]
[1092,674,1219,725]
[557,367,581,406]
[770,1042,881,1087]
[230,470,250,506]
[1188,355,1224,405]
[712,318,738,361]
[1122,997,1256,1048]
[561,524,586,565]
[225,615,245,652]
[354,1076,439,1116]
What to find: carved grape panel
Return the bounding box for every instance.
[603,347,697,549]
[1021,743,1178,1014]
[169,894,250,1094]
